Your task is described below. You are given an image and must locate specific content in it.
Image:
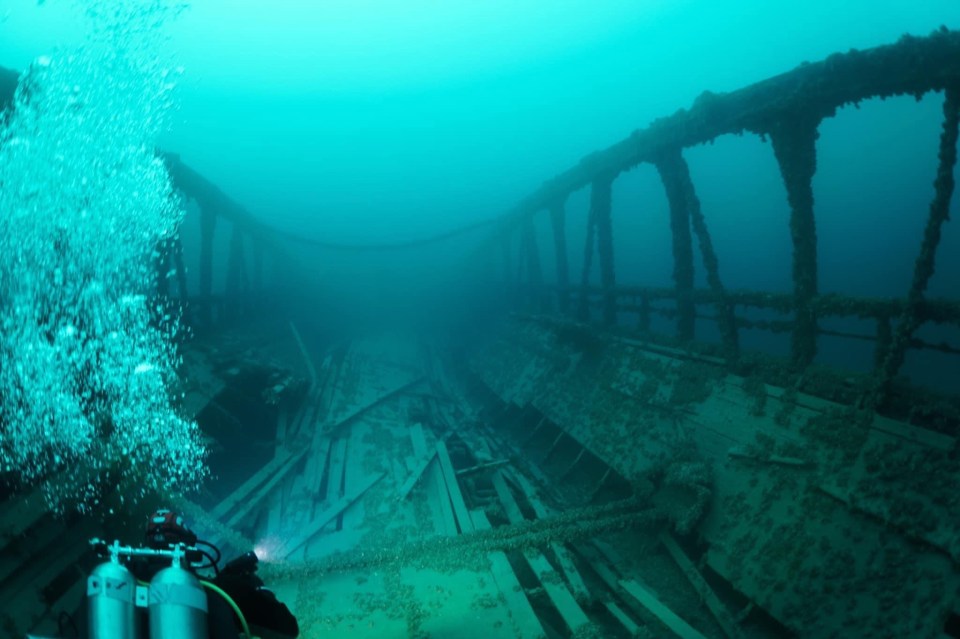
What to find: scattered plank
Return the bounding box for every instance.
[506,470,591,604]
[435,440,475,534]
[410,423,457,536]
[323,376,425,437]
[409,422,428,458]
[471,510,548,639]
[289,321,318,387]
[491,470,590,633]
[429,459,459,536]
[0,519,98,638]
[527,552,591,633]
[0,487,48,547]
[341,421,374,532]
[727,446,811,468]
[279,472,385,559]
[604,600,642,637]
[456,458,511,477]
[209,447,305,522]
[397,453,436,502]
[323,438,348,527]
[491,470,525,524]
[659,533,745,639]
[620,579,708,639]
[304,436,333,498]
[224,448,307,529]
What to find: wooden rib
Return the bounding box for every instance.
[435,440,475,534]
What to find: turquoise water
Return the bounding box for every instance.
[1,0,959,503]
[1,3,960,638]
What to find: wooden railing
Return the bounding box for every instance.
[478,29,960,407]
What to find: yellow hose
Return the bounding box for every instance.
[201,579,253,639]
[136,577,254,638]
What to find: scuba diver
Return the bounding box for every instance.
[68,508,299,639]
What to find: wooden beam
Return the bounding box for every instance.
[435,440,475,534]
[324,376,425,436]
[591,175,617,326]
[278,471,385,559]
[656,151,695,341]
[491,470,591,633]
[481,32,960,225]
[549,199,570,314]
[289,321,318,388]
[209,446,307,522]
[506,470,591,604]
[224,449,307,529]
[770,114,820,368]
[604,600,642,637]
[397,452,437,502]
[198,207,217,325]
[457,458,510,477]
[659,533,745,639]
[411,424,457,536]
[620,579,708,639]
[491,470,525,524]
[471,509,547,639]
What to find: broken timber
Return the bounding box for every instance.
[278,471,385,559]
[436,440,475,534]
[471,509,547,639]
[659,532,745,639]
[504,469,592,605]
[491,470,592,634]
[620,579,709,639]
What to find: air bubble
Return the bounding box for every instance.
[0,0,207,513]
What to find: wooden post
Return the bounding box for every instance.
[875,87,960,402]
[238,234,249,292]
[501,233,512,285]
[226,225,241,295]
[873,315,892,372]
[577,204,597,323]
[769,114,821,369]
[655,153,695,340]
[549,200,571,314]
[226,225,249,307]
[594,174,617,326]
[579,174,616,324]
[251,240,263,292]
[638,290,651,335]
[199,206,217,326]
[171,236,189,313]
[522,216,544,311]
[656,148,739,356]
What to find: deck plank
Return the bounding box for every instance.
[435,440,475,534]
[491,470,590,633]
[279,471,385,559]
[620,579,708,639]
[471,510,546,639]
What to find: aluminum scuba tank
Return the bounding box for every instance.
[87,558,139,639]
[148,560,208,639]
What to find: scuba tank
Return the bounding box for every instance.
[87,551,139,639]
[87,537,209,639]
[148,548,208,639]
